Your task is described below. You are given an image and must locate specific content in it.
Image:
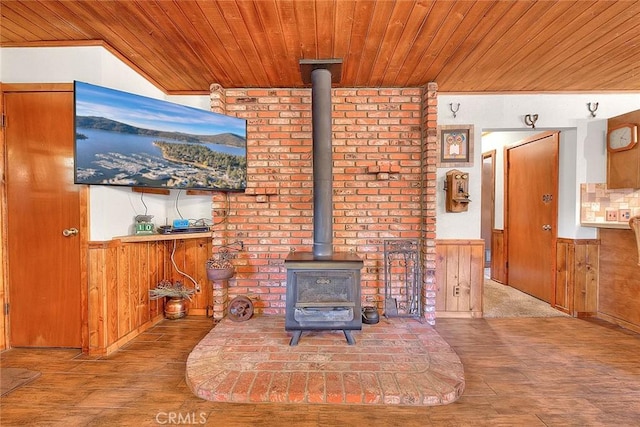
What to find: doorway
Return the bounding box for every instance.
[4,86,83,347]
[481,150,496,270]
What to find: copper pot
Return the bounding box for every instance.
[164,297,187,320]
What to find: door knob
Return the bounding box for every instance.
[62,228,79,237]
[542,224,551,231]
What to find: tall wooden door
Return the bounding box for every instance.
[5,89,82,347]
[506,132,558,303]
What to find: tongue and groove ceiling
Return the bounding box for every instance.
[1,0,639,95]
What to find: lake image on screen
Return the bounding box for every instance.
[74,81,247,191]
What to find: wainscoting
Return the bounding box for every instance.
[598,228,640,333]
[554,238,599,317]
[86,236,212,355]
[435,239,484,318]
[490,229,506,283]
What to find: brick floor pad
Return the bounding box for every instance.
[186,316,465,406]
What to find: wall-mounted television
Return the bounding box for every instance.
[73,81,247,192]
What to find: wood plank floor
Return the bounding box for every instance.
[1,316,639,426]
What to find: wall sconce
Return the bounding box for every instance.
[449,103,460,118]
[587,102,599,118]
[524,114,538,129]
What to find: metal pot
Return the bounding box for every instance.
[362,306,379,324]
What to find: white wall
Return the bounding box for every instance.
[1,46,213,240]
[437,94,640,239]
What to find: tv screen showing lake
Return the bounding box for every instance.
[73,81,247,191]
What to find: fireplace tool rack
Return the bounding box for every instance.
[384,239,421,318]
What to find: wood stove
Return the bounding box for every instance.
[285,58,363,345]
[285,252,363,345]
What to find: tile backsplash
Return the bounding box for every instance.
[581,183,640,224]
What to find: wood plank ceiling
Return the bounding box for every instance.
[1,0,639,95]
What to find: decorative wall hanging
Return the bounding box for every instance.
[587,102,599,118]
[436,124,474,167]
[524,114,538,128]
[449,103,460,118]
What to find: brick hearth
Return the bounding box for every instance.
[186,316,464,406]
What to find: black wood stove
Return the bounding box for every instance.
[285,252,363,345]
[285,59,363,345]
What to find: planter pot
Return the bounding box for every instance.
[206,267,235,281]
[164,297,187,320]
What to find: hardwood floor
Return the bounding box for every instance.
[1,316,639,426]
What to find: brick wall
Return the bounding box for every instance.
[209,84,437,320]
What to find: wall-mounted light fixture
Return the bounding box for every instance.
[587,102,599,118]
[449,103,460,118]
[524,114,538,129]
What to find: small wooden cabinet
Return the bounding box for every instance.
[435,239,484,318]
[555,239,599,317]
[607,110,640,189]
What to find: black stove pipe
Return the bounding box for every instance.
[311,67,333,258]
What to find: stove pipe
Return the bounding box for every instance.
[311,68,333,257]
[300,59,342,258]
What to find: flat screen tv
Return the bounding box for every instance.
[73,81,247,191]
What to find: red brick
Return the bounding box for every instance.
[248,371,272,402]
[268,371,291,403]
[325,371,344,404]
[306,371,325,403]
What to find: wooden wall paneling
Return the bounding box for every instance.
[87,243,107,353]
[598,228,640,332]
[129,242,141,329]
[469,243,484,314]
[490,229,506,283]
[554,240,573,314]
[555,239,599,317]
[139,242,152,327]
[434,248,447,312]
[106,243,119,346]
[435,239,484,318]
[456,245,472,312]
[168,238,212,314]
[117,244,131,338]
[444,244,460,312]
[573,242,598,315]
[148,241,162,319]
[190,239,211,314]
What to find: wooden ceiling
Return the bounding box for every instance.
[2,0,639,95]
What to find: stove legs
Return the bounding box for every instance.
[289,331,302,346]
[343,330,355,345]
[289,330,356,346]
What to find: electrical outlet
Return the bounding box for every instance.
[606,209,619,222]
[619,209,631,221]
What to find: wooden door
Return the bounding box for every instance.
[5,89,82,347]
[506,132,558,303]
[481,151,495,269]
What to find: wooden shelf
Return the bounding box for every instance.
[113,232,212,243]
